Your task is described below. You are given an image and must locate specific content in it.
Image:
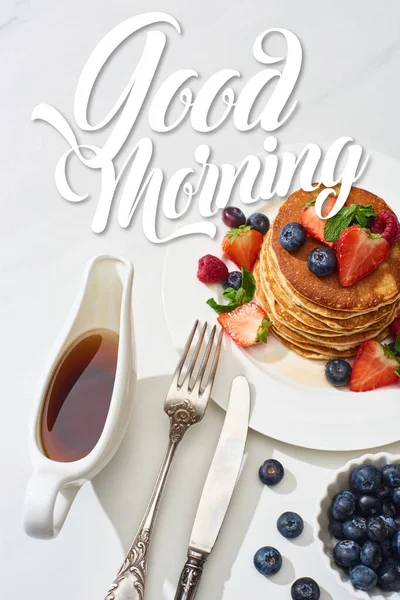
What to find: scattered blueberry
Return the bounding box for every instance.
[333,540,361,568]
[258,459,284,486]
[376,483,392,500]
[358,494,382,517]
[350,565,378,591]
[332,491,356,521]
[291,578,320,600]
[377,560,400,591]
[367,516,389,542]
[325,360,352,387]
[382,464,400,488]
[351,464,382,493]
[342,516,367,544]
[381,516,397,539]
[221,207,246,229]
[307,247,337,277]
[392,531,400,559]
[277,512,304,539]
[253,546,282,577]
[329,519,345,540]
[247,213,270,236]
[279,222,307,252]
[222,271,242,291]
[393,488,400,504]
[360,540,383,570]
[383,500,397,518]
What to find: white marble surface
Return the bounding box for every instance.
[1,1,400,598]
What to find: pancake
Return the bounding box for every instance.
[270,185,400,311]
[254,260,392,356]
[260,232,396,328]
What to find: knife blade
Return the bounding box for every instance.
[174,375,250,600]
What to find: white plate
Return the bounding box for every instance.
[162,147,400,451]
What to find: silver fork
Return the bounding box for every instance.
[104,321,223,600]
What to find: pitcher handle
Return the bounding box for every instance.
[23,471,81,539]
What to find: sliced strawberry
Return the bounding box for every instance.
[336,225,389,287]
[217,302,272,347]
[350,340,399,392]
[222,226,263,271]
[300,196,337,248]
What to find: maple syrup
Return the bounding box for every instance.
[40,329,119,462]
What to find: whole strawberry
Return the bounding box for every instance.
[371,210,400,245]
[197,254,229,284]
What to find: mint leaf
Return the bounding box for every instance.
[324,205,357,242]
[255,318,273,343]
[207,267,256,314]
[206,298,240,314]
[222,287,237,302]
[354,205,376,228]
[241,267,256,302]
[303,199,316,209]
[395,334,400,354]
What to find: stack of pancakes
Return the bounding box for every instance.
[254,186,400,359]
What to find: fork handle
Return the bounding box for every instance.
[174,549,208,600]
[104,440,178,600]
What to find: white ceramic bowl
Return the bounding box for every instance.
[315,452,400,599]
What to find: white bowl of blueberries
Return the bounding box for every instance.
[315,453,400,598]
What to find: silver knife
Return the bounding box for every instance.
[174,375,250,600]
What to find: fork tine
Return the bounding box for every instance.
[191,325,216,393]
[201,328,223,397]
[183,322,208,388]
[171,320,199,386]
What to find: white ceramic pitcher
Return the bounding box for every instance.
[23,254,135,539]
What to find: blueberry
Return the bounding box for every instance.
[277,512,304,539]
[331,491,356,521]
[325,360,352,387]
[382,464,400,488]
[392,531,400,559]
[333,540,361,567]
[350,565,377,592]
[329,519,345,540]
[247,213,270,236]
[383,500,397,518]
[358,494,382,517]
[342,516,367,544]
[376,483,392,500]
[222,271,242,291]
[360,540,384,570]
[221,207,246,229]
[253,546,282,577]
[381,516,397,539]
[381,539,393,559]
[307,247,337,277]
[367,516,389,542]
[377,560,400,591]
[258,459,284,486]
[393,488,400,504]
[351,464,382,493]
[279,222,307,252]
[291,578,320,600]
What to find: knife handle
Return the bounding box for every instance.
[174,549,208,600]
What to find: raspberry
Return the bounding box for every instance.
[389,317,400,339]
[371,210,400,245]
[197,254,229,284]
